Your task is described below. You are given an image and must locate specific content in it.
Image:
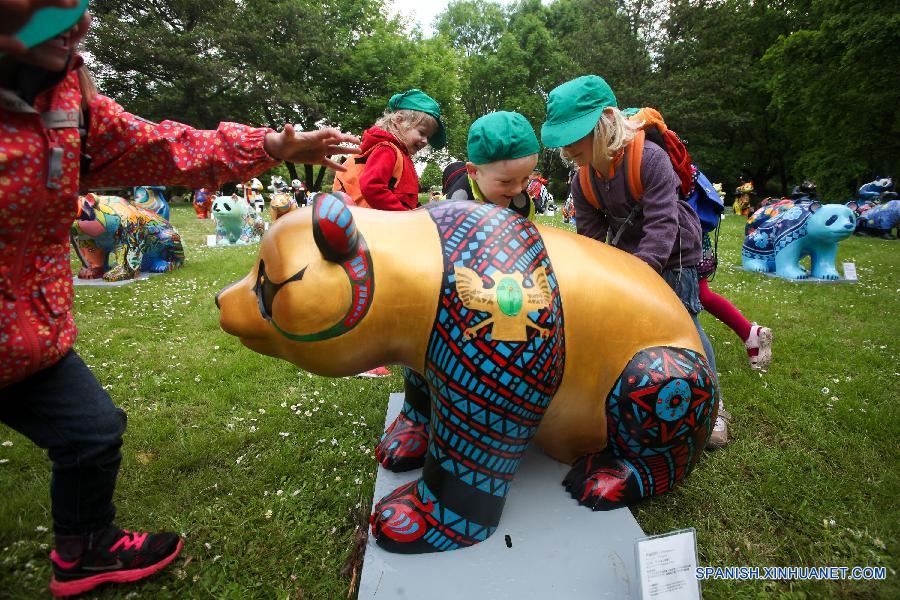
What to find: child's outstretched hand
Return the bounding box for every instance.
[264,125,360,172]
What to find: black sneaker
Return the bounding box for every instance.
[49,525,183,597]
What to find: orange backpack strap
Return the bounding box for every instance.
[622,129,645,202]
[332,141,404,207]
[577,165,600,210]
[381,142,405,190]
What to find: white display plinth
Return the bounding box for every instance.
[358,393,645,600]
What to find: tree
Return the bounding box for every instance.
[763,0,900,198]
[647,0,802,196]
[85,0,452,188]
[419,162,443,192]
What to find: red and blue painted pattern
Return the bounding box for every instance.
[564,346,716,510]
[371,479,495,553]
[376,368,431,472]
[371,200,565,552]
[273,193,374,342]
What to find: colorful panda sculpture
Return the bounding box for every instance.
[71,194,184,281]
[742,200,856,280]
[216,193,720,554]
[212,194,265,246]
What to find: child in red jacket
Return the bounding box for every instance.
[0,3,359,596]
[354,89,444,377]
[358,88,445,211]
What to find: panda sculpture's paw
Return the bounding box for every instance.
[375,413,428,472]
[371,480,494,553]
[563,452,641,511]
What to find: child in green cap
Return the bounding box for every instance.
[442,111,540,219]
[375,110,540,471]
[0,2,361,595]
[347,89,444,377]
[350,88,445,212]
[542,74,730,448]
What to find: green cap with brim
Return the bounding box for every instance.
[11,0,89,51]
[541,75,617,148]
[467,111,540,165]
[388,89,446,149]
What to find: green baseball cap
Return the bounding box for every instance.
[388,89,446,149]
[467,111,540,165]
[10,0,89,51]
[541,75,617,148]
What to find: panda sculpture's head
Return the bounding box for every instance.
[216,193,377,374]
[72,194,120,238]
[212,195,249,222]
[807,202,857,241]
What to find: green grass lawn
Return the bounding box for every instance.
[1,202,897,599]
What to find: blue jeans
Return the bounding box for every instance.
[661,266,717,378]
[0,351,126,535]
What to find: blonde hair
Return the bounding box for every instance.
[73,41,98,108]
[77,65,98,108]
[590,107,641,171]
[375,109,438,144]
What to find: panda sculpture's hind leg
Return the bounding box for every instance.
[375,368,431,472]
[564,346,717,510]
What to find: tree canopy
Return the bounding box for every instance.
[85,0,900,200]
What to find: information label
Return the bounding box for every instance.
[842,262,858,281]
[206,234,216,247]
[635,528,700,600]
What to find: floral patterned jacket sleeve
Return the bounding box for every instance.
[81,95,280,190]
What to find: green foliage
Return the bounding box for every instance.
[763,0,900,199]
[84,0,899,209]
[418,162,443,192]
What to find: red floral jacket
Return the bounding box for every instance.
[0,63,278,388]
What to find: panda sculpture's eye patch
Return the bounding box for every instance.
[825,215,838,226]
[253,260,308,321]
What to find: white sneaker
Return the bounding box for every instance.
[745,324,773,371]
[706,406,731,449]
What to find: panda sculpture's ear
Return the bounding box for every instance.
[809,201,822,212]
[311,192,360,263]
[846,201,858,211]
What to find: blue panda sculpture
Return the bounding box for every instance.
[742,200,856,281]
[857,200,900,238]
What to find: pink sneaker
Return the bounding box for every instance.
[745,324,773,371]
[358,366,392,378]
[49,525,182,597]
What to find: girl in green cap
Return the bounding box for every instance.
[344,89,444,214]
[541,75,730,448]
[343,89,444,378]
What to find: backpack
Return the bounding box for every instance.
[442,161,467,196]
[577,107,699,245]
[685,169,725,233]
[332,141,404,208]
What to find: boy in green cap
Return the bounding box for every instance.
[442,111,541,219]
[375,111,541,471]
